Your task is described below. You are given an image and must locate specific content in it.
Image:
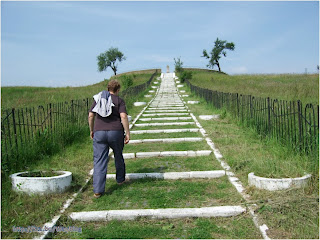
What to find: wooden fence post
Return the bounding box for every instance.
[267,97,271,134]
[297,100,303,150]
[11,108,19,167]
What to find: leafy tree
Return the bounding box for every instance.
[174,57,183,73]
[97,47,126,75]
[202,38,235,72]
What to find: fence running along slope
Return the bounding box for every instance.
[1,71,159,174]
[185,79,319,154]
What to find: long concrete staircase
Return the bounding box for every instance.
[69,73,248,222]
[33,72,272,240]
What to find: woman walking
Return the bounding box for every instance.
[88,80,130,198]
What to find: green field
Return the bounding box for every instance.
[1,71,157,110]
[186,70,319,105]
[1,69,319,239]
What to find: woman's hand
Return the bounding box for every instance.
[124,133,130,144]
[90,131,94,139]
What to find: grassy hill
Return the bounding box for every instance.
[1,70,159,111]
[184,69,319,105]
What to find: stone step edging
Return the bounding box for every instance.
[139,117,192,121]
[128,137,204,144]
[142,113,190,117]
[131,128,200,134]
[104,170,226,180]
[109,150,212,159]
[69,206,246,222]
[134,122,195,127]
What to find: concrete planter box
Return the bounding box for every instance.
[248,172,311,191]
[10,171,72,195]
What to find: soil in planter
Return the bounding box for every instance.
[19,170,63,177]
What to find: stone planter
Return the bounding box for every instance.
[248,172,311,191]
[10,171,72,195]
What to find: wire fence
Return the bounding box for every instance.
[1,70,158,174]
[185,79,319,154]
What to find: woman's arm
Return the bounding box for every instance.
[120,112,130,144]
[88,112,95,139]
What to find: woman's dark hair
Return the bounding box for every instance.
[108,80,121,93]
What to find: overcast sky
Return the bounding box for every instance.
[1,1,319,87]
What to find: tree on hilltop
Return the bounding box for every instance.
[202,38,235,72]
[174,57,183,73]
[97,47,126,75]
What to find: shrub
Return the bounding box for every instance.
[179,71,192,83]
[121,75,134,89]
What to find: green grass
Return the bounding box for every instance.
[1,71,157,110]
[54,214,261,239]
[108,155,223,174]
[1,136,93,239]
[248,185,319,239]
[3,69,318,239]
[0,89,152,239]
[187,93,318,179]
[123,141,210,153]
[183,83,319,239]
[188,70,319,105]
[1,72,158,175]
[68,177,243,212]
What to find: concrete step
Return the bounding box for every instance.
[113,150,212,159]
[144,109,189,113]
[142,113,189,117]
[129,137,204,144]
[148,107,186,110]
[134,122,195,127]
[131,128,199,134]
[139,117,192,121]
[149,105,184,107]
[105,170,226,180]
[69,206,246,222]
